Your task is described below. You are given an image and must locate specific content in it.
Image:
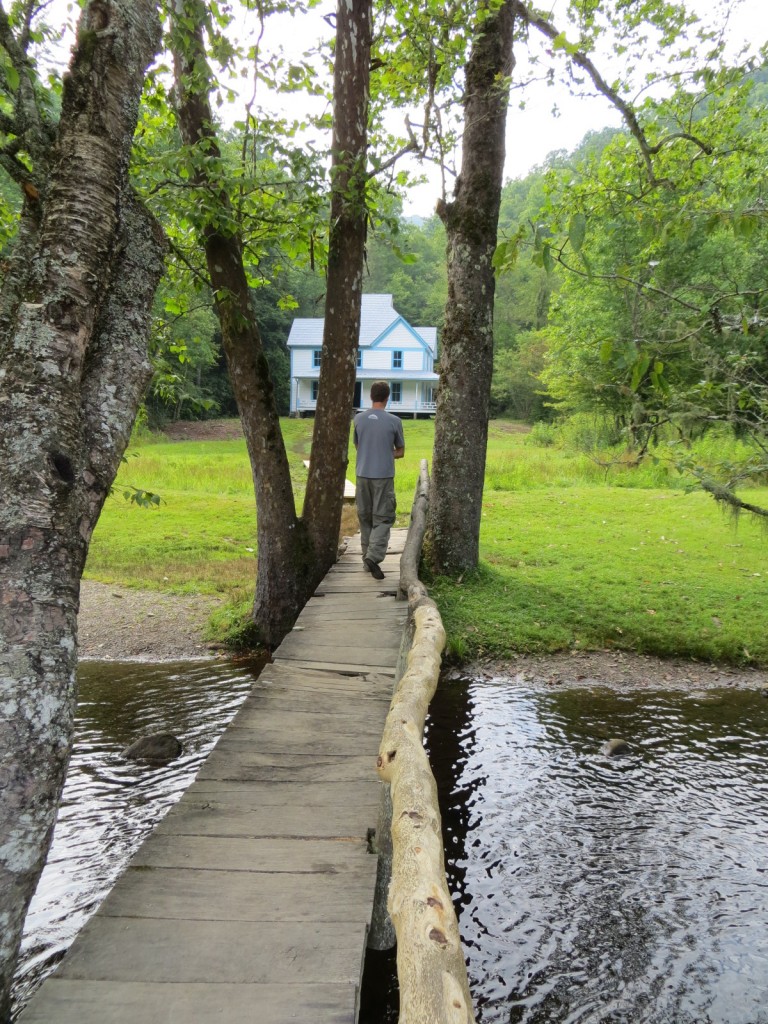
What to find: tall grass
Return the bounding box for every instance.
[88,416,768,665]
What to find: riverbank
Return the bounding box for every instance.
[78,581,221,661]
[78,581,768,693]
[459,649,768,692]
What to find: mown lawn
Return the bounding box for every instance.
[87,418,768,665]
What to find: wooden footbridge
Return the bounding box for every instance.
[20,532,407,1024]
[20,464,475,1023]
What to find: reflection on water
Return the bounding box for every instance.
[11,658,258,1018]
[426,679,768,1024]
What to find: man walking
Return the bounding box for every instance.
[353,381,405,580]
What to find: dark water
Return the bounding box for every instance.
[424,677,768,1024]
[11,658,259,1018]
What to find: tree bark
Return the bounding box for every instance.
[173,0,372,643]
[171,1,313,647]
[376,598,474,1023]
[303,0,371,571]
[0,3,164,1018]
[429,1,515,575]
[399,459,431,600]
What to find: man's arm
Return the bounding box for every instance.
[393,421,405,460]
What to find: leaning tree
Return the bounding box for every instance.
[0,0,166,1015]
[168,0,373,646]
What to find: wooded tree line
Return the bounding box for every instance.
[134,64,768,460]
[0,0,764,1015]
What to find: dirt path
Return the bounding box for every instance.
[78,582,221,661]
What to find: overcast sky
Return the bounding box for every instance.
[41,0,768,217]
[247,0,768,216]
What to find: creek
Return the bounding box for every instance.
[11,658,259,1019]
[423,675,768,1024]
[13,662,768,1024]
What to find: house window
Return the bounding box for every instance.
[313,349,322,368]
[391,381,402,403]
[392,350,403,369]
[311,380,319,401]
[357,348,362,368]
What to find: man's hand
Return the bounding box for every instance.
[394,446,405,459]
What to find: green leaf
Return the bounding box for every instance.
[542,243,553,274]
[630,355,651,392]
[6,66,19,92]
[568,212,587,253]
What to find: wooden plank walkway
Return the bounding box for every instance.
[20,531,407,1024]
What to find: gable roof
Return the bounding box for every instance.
[286,294,437,354]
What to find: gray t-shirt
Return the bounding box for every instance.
[353,408,405,478]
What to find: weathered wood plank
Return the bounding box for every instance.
[98,866,377,924]
[196,749,378,785]
[20,981,361,1024]
[129,833,374,874]
[233,693,390,719]
[286,622,403,643]
[314,582,399,595]
[54,918,368,984]
[272,639,400,667]
[258,664,395,689]
[268,657,397,676]
[154,790,380,841]
[224,706,387,737]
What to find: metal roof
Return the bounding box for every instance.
[286,294,437,354]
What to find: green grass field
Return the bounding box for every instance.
[87,418,768,665]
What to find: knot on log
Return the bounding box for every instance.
[400,809,423,822]
[429,926,449,947]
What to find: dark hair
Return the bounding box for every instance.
[370,380,390,403]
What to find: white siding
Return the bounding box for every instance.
[296,379,318,409]
[403,350,423,372]
[383,323,423,349]
[365,350,391,371]
[292,348,317,372]
[387,381,417,409]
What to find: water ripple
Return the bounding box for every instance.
[12,658,258,1018]
[426,679,768,1024]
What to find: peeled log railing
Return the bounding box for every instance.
[375,459,475,1024]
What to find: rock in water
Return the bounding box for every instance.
[603,737,631,756]
[123,733,182,763]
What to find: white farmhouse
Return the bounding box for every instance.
[286,294,439,417]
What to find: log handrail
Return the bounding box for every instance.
[376,458,475,1023]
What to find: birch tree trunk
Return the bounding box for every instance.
[0,2,164,1017]
[303,0,371,570]
[430,1,515,575]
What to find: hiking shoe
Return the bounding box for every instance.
[364,558,385,580]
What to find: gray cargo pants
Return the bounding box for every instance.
[355,476,396,565]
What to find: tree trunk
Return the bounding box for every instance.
[303,0,371,572]
[429,1,515,575]
[0,3,164,1018]
[171,3,312,647]
[173,0,372,643]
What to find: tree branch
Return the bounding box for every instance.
[510,0,712,187]
[554,251,702,311]
[699,478,768,519]
[367,127,419,180]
